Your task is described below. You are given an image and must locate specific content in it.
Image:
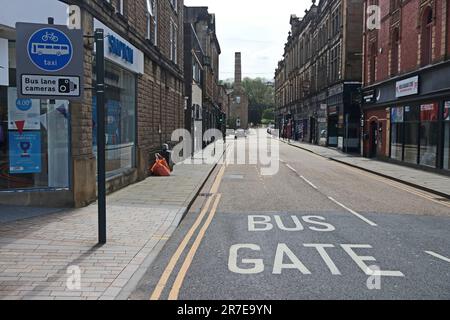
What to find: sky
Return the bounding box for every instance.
[185,0,310,81]
[0,0,310,81]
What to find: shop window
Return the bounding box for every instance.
[0,41,70,191]
[93,60,136,177]
[443,101,450,170]
[419,103,439,167]
[390,107,404,161]
[402,106,420,164]
[0,88,70,190]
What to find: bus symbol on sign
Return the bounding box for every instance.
[27,28,73,72]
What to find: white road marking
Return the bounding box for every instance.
[300,176,318,190]
[425,251,450,263]
[286,164,297,173]
[280,159,286,164]
[328,197,378,227]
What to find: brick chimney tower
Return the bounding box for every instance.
[235,52,242,88]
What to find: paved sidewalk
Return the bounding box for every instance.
[281,139,450,198]
[0,142,225,300]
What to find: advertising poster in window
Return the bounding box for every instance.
[445,101,450,121]
[391,107,404,123]
[420,103,439,121]
[8,131,42,174]
[7,87,40,131]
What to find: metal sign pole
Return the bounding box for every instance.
[95,28,107,244]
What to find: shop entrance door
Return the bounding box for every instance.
[369,121,378,158]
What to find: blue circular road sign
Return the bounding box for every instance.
[16,99,33,111]
[27,27,73,72]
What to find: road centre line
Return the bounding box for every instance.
[283,142,450,209]
[150,148,228,300]
[425,251,450,264]
[286,164,297,173]
[328,197,378,227]
[168,194,223,300]
[300,176,318,190]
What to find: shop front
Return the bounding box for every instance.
[362,62,450,174]
[93,19,144,179]
[0,25,72,206]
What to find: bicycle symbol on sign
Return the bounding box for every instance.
[42,32,59,42]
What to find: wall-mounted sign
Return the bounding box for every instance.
[20,74,80,98]
[363,89,376,104]
[94,19,144,75]
[0,38,9,86]
[396,76,419,98]
[444,101,450,121]
[9,131,42,174]
[15,22,83,101]
[7,87,40,131]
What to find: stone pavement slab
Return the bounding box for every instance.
[281,139,450,198]
[0,141,226,300]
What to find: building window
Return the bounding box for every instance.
[146,0,157,46]
[170,20,178,63]
[390,28,399,76]
[169,0,178,12]
[421,7,433,67]
[390,0,401,12]
[444,101,450,170]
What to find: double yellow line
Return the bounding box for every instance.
[150,152,229,300]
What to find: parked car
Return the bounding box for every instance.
[226,129,235,136]
[235,129,247,139]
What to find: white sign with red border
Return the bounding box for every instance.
[396,76,419,98]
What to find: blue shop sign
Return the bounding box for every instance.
[108,35,133,64]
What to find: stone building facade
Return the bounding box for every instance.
[184,7,222,145]
[275,0,364,152]
[361,0,450,174]
[0,0,185,207]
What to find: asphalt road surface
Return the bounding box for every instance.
[131,129,450,300]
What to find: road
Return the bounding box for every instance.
[131,129,450,300]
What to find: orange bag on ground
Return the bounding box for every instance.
[150,154,171,176]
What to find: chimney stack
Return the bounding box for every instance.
[235,52,242,88]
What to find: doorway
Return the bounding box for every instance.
[369,121,378,158]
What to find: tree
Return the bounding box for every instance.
[241,78,275,125]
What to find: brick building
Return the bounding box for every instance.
[184,7,222,146]
[361,0,450,174]
[0,0,185,207]
[229,52,249,129]
[275,0,364,151]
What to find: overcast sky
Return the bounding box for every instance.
[0,0,310,81]
[185,0,310,81]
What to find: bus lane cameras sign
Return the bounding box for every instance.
[16,23,83,101]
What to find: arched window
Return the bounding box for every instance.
[391,28,399,76]
[421,7,433,66]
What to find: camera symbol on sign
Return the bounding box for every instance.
[58,78,78,93]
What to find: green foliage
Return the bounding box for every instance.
[241,78,275,109]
